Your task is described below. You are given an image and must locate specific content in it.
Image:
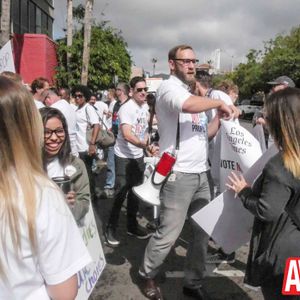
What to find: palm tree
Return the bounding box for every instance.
[81,0,94,85]
[66,0,73,64]
[0,0,11,47]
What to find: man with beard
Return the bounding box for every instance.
[139,45,239,300]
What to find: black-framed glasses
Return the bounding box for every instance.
[74,93,84,99]
[44,128,65,139]
[136,87,149,92]
[173,58,199,65]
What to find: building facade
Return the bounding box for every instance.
[1,0,54,38]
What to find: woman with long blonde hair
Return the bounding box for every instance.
[0,77,91,299]
[227,87,300,300]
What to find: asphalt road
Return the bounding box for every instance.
[89,119,264,300]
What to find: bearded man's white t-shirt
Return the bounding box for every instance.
[156,75,209,173]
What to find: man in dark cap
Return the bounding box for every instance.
[267,75,295,93]
[252,75,296,147]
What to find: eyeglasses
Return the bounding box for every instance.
[74,93,84,99]
[44,128,65,139]
[136,87,149,92]
[173,58,199,65]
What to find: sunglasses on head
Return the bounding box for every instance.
[136,87,148,92]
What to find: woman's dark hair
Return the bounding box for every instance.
[71,85,92,101]
[39,107,73,170]
[265,87,300,178]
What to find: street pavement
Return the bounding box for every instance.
[89,119,264,300]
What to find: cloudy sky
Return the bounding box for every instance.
[53,0,300,74]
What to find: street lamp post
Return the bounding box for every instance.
[151,58,157,76]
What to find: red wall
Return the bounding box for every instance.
[13,33,58,85]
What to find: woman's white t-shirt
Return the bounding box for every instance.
[0,177,91,300]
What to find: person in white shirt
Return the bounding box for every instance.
[105,77,155,247]
[59,87,78,111]
[31,77,49,109]
[138,45,238,300]
[196,73,240,265]
[195,71,235,194]
[42,88,78,157]
[103,82,131,198]
[105,88,117,129]
[72,85,100,201]
[0,76,91,300]
[89,94,109,126]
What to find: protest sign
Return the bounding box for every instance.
[0,40,15,73]
[219,120,262,192]
[192,145,278,254]
[76,206,106,300]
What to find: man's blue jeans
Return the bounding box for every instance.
[141,171,211,289]
[104,146,115,189]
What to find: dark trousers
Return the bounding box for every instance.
[107,155,144,231]
[79,151,95,201]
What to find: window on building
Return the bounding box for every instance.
[12,0,21,33]
[36,6,41,33]
[41,10,48,35]
[47,16,53,38]
[20,0,29,34]
[29,1,36,33]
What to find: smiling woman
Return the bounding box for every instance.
[40,107,91,225]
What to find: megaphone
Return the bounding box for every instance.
[133,152,176,206]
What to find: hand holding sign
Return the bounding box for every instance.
[226,171,249,194]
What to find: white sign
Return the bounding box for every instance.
[0,40,15,73]
[219,120,262,192]
[192,145,278,254]
[76,205,106,300]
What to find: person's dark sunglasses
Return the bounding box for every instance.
[74,93,84,99]
[136,87,148,92]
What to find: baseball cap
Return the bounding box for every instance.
[267,76,295,87]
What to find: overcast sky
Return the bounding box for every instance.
[53,0,300,74]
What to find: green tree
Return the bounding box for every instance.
[231,49,264,99]
[231,25,300,99]
[56,24,131,91]
[260,27,300,87]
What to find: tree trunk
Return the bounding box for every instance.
[81,0,93,85]
[66,0,73,83]
[0,0,11,47]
